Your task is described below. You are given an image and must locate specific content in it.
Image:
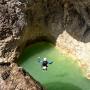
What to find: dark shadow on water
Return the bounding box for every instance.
[17,42,54,65]
[45,81,82,90]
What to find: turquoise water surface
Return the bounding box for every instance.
[17,42,90,90]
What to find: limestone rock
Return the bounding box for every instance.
[0,63,43,90]
[0,0,43,89]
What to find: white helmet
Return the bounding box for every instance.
[43,58,47,61]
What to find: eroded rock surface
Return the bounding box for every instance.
[0,0,43,90]
[0,0,26,62]
[0,63,42,90]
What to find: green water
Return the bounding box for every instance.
[18,42,90,90]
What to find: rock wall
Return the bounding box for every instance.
[0,0,25,62]
[0,63,43,90]
[0,0,43,90]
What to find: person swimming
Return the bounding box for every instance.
[38,57,53,70]
[42,58,48,70]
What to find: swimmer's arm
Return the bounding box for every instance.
[48,60,53,64]
[37,57,43,63]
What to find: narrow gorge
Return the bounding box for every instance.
[0,0,90,90]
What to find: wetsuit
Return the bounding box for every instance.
[42,61,48,70]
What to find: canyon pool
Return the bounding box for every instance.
[17,42,90,90]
